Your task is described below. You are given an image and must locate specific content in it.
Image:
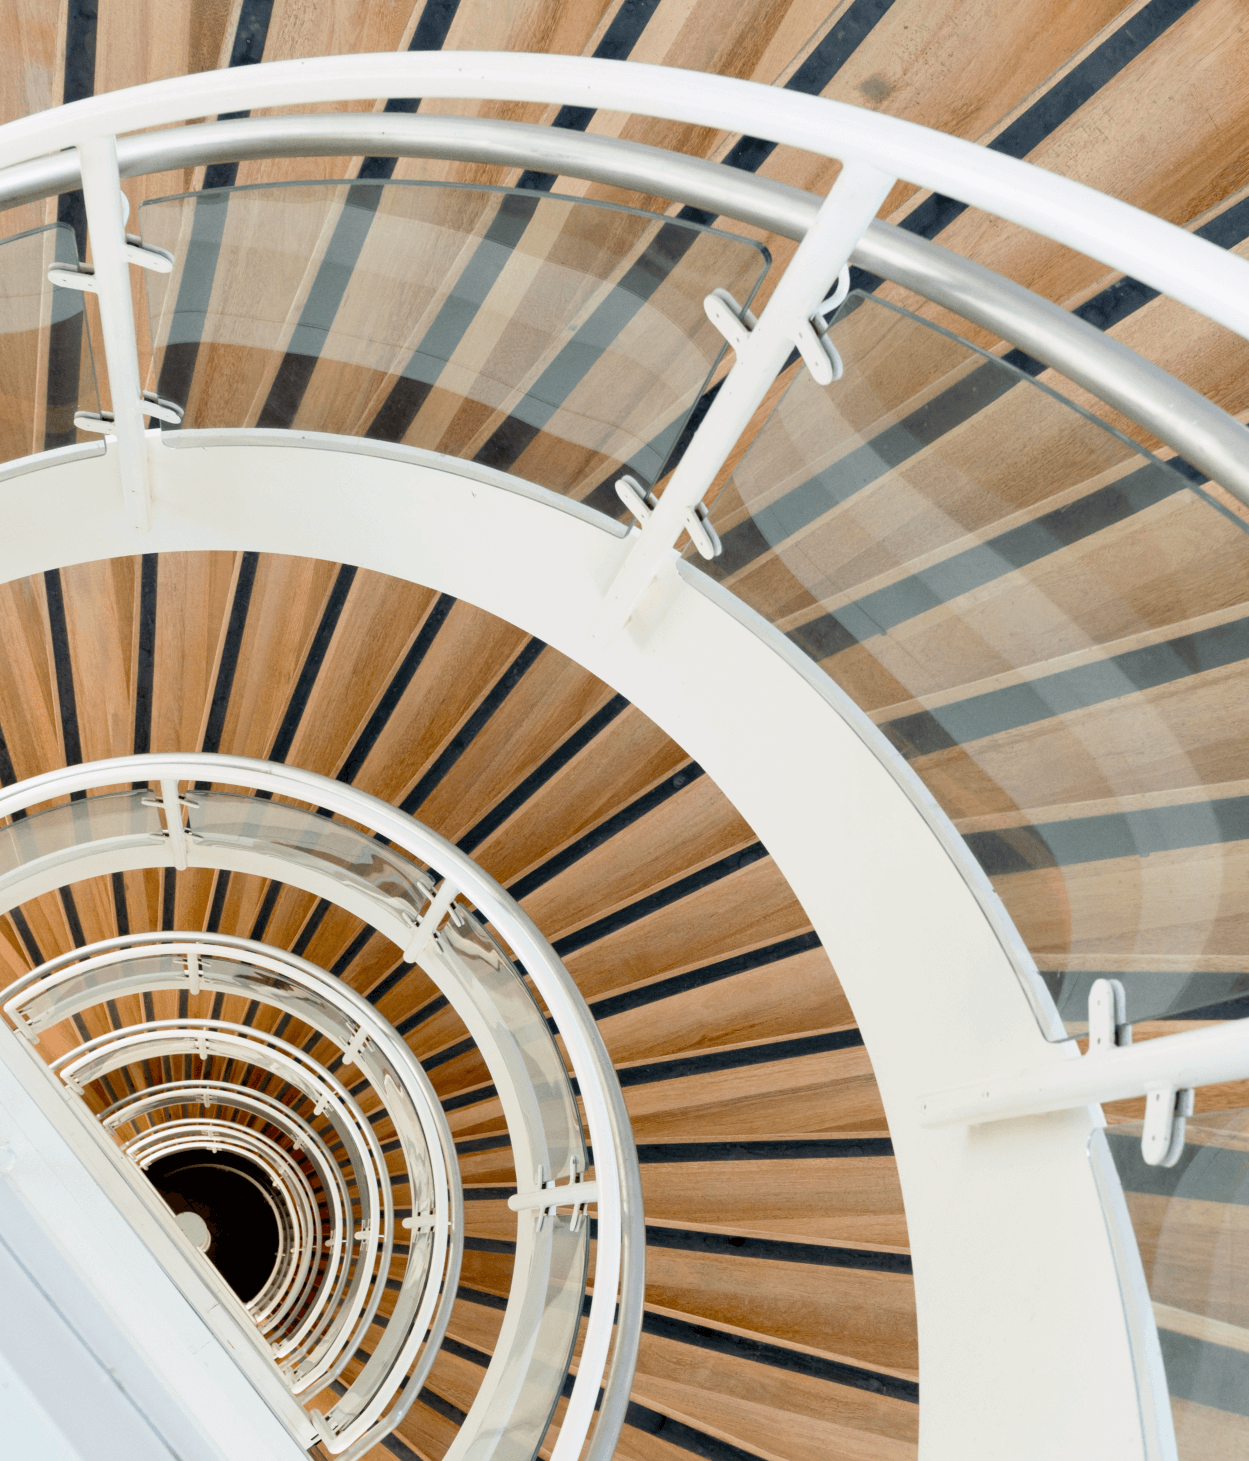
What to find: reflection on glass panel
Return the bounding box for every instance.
[0,223,100,465]
[187,791,436,917]
[1108,1114,1249,1455]
[693,292,1249,1038]
[0,791,162,884]
[139,180,767,508]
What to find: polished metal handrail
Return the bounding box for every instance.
[127,1121,315,1328]
[1,111,1245,510]
[0,754,641,1461]
[6,925,453,1410]
[102,1077,351,1356]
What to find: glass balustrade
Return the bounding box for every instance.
[0,758,621,1461]
[688,290,1249,1042]
[0,222,100,466]
[138,179,767,509]
[1108,1111,1249,1453]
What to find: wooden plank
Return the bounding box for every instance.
[641,1154,906,1251]
[561,855,814,1001]
[472,705,689,888]
[58,558,138,763]
[415,652,614,844]
[350,600,528,806]
[1170,1397,1249,1460]
[0,0,64,242]
[640,1240,917,1379]
[284,569,439,777]
[991,839,1249,965]
[628,1324,919,1461]
[1127,1191,1249,1329]
[908,662,1249,821]
[901,0,1249,316]
[151,551,241,753]
[212,555,340,758]
[0,576,63,779]
[596,946,852,1064]
[623,1044,887,1143]
[519,774,756,941]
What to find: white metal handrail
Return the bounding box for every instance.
[127,1122,315,1328]
[6,926,453,1405]
[0,754,640,1461]
[52,1017,391,1391]
[920,979,1249,1169]
[1,111,1244,511]
[2,51,1245,628]
[102,1078,351,1357]
[2,54,1245,339]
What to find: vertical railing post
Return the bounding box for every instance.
[591,160,897,644]
[77,134,152,533]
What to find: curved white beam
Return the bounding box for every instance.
[0,433,1167,1459]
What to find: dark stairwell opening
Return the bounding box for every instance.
[148,1149,282,1303]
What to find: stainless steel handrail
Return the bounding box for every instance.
[0,754,639,1461]
[102,1077,350,1355]
[127,1122,314,1328]
[1,111,1244,507]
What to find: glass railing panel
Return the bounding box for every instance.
[186,791,436,916]
[691,292,1249,1038]
[0,222,100,465]
[0,790,163,896]
[138,180,767,508]
[1107,1112,1249,1454]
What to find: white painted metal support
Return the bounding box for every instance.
[509,1178,599,1222]
[339,1023,369,1068]
[76,136,154,532]
[402,880,460,963]
[1088,977,1131,1054]
[919,1017,1249,1130]
[616,475,719,560]
[157,777,191,869]
[75,391,183,433]
[186,949,202,998]
[508,1160,598,1232]
[589,161,895,643]
[1141,1086,1194,1168]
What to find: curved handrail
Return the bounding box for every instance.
[2,53,1248,346]
[128,1123,315,1327]
[102,1077,350,1356]
[54,1016,391,1392]
[0,754,641,1461]
[2,110,1244,507]
[6,925,456,1424]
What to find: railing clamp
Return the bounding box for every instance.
[616,474,720,560]
[1088,979,1192,1166]
[1142,1085,1195,1168]
[1088,977,1132,1053]
[185,949,202,998]
[704,266,849,389]
[403,879,462,962]
[340,1022,369,1068]
[508,1158,598,1232]
[143,781,199,868]
[403,1205,438,1234]
[77,390,184,434]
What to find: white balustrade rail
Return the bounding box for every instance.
[2,50,1247,629]
[2,52,1248,1461]
[0,754,641,1461]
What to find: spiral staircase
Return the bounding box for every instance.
[1,4,1249,1461]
